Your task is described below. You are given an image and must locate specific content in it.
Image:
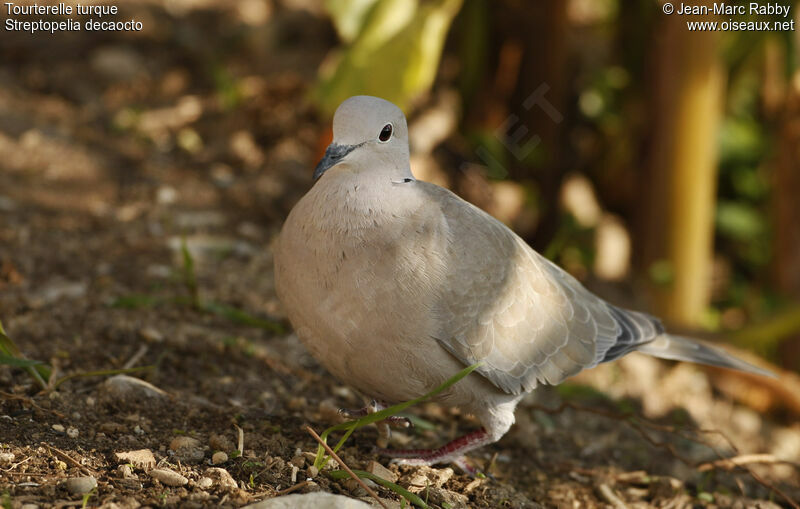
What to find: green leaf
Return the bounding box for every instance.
[715,201,765,240]
[328,469,431,508]
[314,0,463,115]
[325,0,381,42]
[0,355,45,368]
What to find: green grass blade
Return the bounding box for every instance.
[314,362,482,469]
[0,320,50,389]
[0,354,45,368]
[200,302,285,333]
[328,469,431,508]
[180,237,199,308]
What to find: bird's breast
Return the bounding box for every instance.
[274,186,452,401]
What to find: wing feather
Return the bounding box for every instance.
[423,183,664,394]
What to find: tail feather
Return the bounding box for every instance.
[637,334,776,378]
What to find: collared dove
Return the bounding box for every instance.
[274,95,773,467]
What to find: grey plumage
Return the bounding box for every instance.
[274,95,773,465]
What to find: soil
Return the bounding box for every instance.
[1,1,798,508]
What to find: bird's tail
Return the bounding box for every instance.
[637,334,775,378]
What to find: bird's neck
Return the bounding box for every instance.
[303,169,420,233]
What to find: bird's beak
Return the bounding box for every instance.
[313,143,359,181]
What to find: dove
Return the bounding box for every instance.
[273,95,773,468]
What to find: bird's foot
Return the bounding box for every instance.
[339,400,412,449]
[376,428,490,476]
[338,400,412,428]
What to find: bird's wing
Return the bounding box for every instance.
[423,184,663,394]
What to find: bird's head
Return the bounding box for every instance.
[313,96,411,182]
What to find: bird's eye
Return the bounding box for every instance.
[378,123,393,142]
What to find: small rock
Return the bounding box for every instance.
[169,436,201,451]
[306,465,318,478]
[342,478,367,497]
[99,422,127,434]
[150,468,188,487]
[289,455,306,468]
[139,327,164,343]
[170,436,204,464]
[407,466,454,492]
[114,449,156,470]
[98,375,167,407]
[424,486,469,509]
[211,451,228,465]
[0,452,16,465]
[64,476,97,495]
[117,477,144,490]
[29,279,87,308]
[196,477,213,489]
[241,492,371,508]
[66,427,79,438]
[209,434,235,453]
[157,186,177,204]
[51,424,65,433]
[117,464,135,479]
[365,460,397,483]
[204,467,237,490]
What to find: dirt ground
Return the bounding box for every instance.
[1,2,799,507]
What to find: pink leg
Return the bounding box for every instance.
[376,428,491,471]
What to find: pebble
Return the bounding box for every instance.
[98,375,167,407]
[169,436,205,464]
[64,476,97,495]
[209,434,235,453]
[117,464,135,479]
[51,424,65,433]
[29,279,87,308]
[204,467,237,490]
[0,452,15,465]
[408,466,454,491]
[169,436,201,450]
[114,449,156,470]
[196,477,213,489]
[365,460,397,483]
[67,427,79,439]
[240,492,372,508]
[211,451,228,465]
[423,486,469,509]
[150,468,188,487]
[139,327,164,343]
[306,466,319,478]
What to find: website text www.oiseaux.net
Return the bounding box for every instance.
[662,3,796,32]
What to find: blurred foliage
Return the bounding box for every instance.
[313,0,800,361]
[313,0,463,114]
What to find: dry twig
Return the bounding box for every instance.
[43,443,96,477]
[304,425,387,509]
[598,483,629,509]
